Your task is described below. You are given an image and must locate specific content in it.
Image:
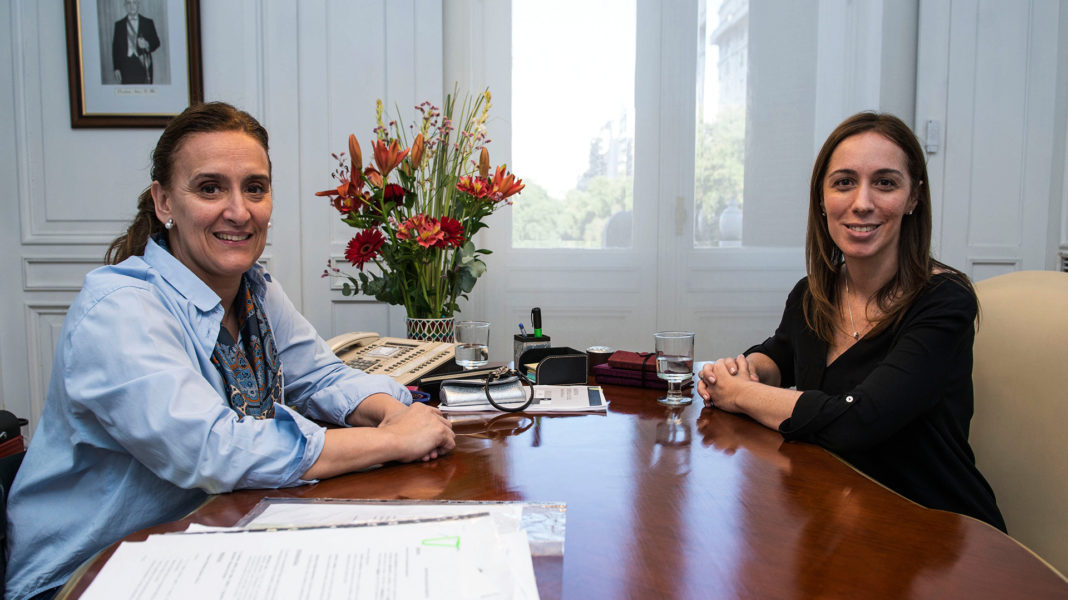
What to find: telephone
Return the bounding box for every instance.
[327,332,455,386]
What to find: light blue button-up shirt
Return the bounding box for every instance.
[4,239,411,600]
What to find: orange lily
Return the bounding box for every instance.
[489,165,525,202]
[372,139,410,179]
[330,191,371,214]
[409,134,425,169]
[348,134,363,179]
[478,147,490,179]
[363,167,383,189]
[315,176,366,214]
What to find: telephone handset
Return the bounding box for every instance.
[327,331,455,386]
[327,331,381,350]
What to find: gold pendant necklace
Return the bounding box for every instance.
[845,281,860,340]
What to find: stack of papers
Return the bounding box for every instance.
[238,499,567,558]
[81,500,566,600]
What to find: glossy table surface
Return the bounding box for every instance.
[63,384,1068,599]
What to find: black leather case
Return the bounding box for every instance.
[518,347,588,385]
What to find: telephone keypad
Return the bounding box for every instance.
[345,358,378,371]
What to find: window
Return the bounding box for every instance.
[511,0,755,251]
[695,0,747,248]
[511,0,636,249]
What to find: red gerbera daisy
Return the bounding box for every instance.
[383,183,408,205]
[439,216,466,248]
[345,228,385,270]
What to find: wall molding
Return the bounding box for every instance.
[22,257,102,291]
[968,257,1021,281]
[24,301,70,437]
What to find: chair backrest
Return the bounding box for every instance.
[971,270,1068,575]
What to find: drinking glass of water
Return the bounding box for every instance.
[654,331,695,406]
[454,321,490,370]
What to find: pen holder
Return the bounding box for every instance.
[513,334,551,370]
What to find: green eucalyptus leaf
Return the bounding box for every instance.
[456,269,477,294]
[468,258,487,279]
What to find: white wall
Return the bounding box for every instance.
[917,0,1066,277]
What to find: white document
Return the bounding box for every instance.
[242,500,523,532]
[237,499,567,558]
[439,385,608,414]
[81,514,538,600]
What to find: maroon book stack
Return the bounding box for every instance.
[593,350,693,390]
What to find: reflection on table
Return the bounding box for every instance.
[61,384,1068,599]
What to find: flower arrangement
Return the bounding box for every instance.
[316,89,524,320]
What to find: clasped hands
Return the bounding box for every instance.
[354,393,455,464]
[377,402,455,463]
[697,354,760,412]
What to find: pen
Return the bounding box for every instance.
[518,323,527,337]
[531,307,542,338]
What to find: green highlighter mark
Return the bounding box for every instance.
[421,536,460,549]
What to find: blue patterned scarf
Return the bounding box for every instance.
[211,278,282,419]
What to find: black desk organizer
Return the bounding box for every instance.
[517,347,588,385]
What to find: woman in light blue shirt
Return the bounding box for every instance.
[4,102,456,600]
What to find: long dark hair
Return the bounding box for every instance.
[104,102,270,264]
[802,111,970,342]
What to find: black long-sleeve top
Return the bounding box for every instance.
[747,273,1005,530]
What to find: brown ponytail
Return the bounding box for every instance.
[105,188,166,264]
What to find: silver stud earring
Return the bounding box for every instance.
[164,218,174,230]
[907,210,914,215]
[268,220,273,228]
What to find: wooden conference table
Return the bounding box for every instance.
[62,384,1068,599]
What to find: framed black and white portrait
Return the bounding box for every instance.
[64,0,203,128]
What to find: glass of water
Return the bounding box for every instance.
[454,321,490,370]
[654,331,695,406]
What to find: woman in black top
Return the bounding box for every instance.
[697,112,1004,530]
